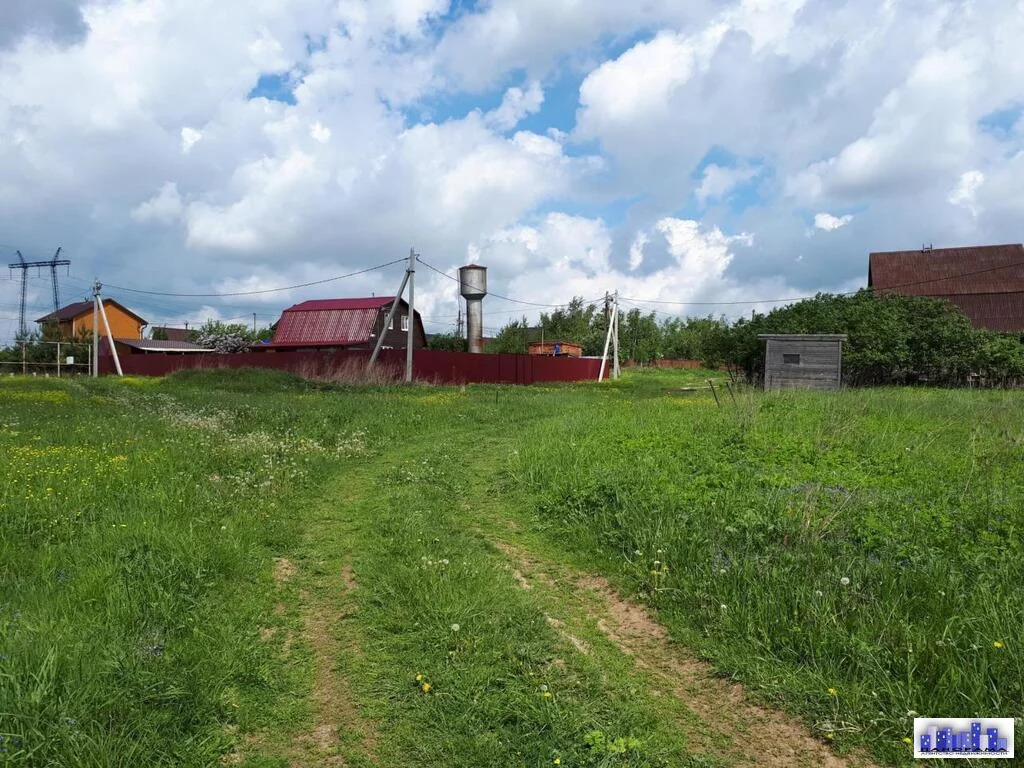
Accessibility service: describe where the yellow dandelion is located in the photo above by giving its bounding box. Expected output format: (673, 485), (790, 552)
(553, 759), (561, 765)
(421, 682), (431, 693)
(415, 673), (424, 682)
(993, 640), (1005, 649)
(902, 737), (913, 745)
(827, 688), (838, 697)
(826, 732), (835, 740)
(542, 691), (553, 699)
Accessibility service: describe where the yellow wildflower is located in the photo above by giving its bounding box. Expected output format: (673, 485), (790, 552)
(542, 691), (553, 699)
(553, 759), (561, 765)
(994, 640), (1005, 649)
(902, 737), (913, 745)
(415, 673), (423, 682)
(421, 682), (431, 693)
(827, 688), (838, 697)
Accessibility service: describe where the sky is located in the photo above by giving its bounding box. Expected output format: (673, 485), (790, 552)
(1, 0), (1022, 343)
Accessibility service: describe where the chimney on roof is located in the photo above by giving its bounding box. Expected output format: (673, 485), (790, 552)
(922, 243), (933, 252)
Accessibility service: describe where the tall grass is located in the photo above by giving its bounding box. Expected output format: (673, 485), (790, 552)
(0, 374), (352, 765)
(509, 385), (1024, 763)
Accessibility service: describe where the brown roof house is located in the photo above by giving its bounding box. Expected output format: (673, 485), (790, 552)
(868, 244), (1024, 332)
(263, 297), (426, 350)
(150, 326), (193, 342)
(36, 299), (147, 340)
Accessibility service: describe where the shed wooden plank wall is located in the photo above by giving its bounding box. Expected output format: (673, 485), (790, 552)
(764, 338), (842, 390)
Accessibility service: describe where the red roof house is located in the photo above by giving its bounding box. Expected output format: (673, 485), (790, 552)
(265, 297), (426, 350)
(868, 244), (1024, 332)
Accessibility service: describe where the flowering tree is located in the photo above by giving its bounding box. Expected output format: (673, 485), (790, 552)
(194, 321), (271, 354)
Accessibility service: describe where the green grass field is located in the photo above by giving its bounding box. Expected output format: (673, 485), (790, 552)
(1, 369), (1020, 767)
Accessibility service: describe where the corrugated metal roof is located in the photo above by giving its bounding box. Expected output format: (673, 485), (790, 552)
(284, 297), (395, 312)
(868, 244), (1024, 332)
(868, 244), (1024, 295)
(270, 297), (403, 346)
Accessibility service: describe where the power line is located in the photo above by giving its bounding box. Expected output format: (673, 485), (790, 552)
(619, 258), (1024, 308)
(99, 258), (406, 298)
(416, 256), (606, 309)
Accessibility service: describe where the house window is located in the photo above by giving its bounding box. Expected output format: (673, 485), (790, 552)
(782, 353), (801, 365)
(400, 314), (409, 331)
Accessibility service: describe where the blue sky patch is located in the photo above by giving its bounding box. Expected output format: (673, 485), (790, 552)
(248, 73), (297, 105)
(978, 104), (1021, 140)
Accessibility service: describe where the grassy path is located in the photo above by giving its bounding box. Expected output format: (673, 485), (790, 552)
(244, 425), (874, 768)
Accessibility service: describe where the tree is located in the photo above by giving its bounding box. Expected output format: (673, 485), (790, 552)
(194, 320), (267, 353)
(427, 333), (467, 352)
(488, 318), (531, 354)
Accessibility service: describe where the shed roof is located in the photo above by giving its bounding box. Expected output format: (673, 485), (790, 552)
(115, 338), (211, 352)
(36, 298), (148, 325)
(868, 244), (1024, 296)
(757, 334), (847, 341)
(270, 296), (405, 347)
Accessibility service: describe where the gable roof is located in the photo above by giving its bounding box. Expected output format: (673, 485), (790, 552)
(283, 297), (395, 312)
(868, 244), (1024, 332)
(36, 298), (148, 325)
(868, 244), (1024, 296)
(270, 296), (407, 347)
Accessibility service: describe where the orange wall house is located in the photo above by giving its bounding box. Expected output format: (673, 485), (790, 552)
(36, 299), (147, 340)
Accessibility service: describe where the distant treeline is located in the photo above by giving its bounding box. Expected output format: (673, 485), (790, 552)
(452, 292), (1024, 387)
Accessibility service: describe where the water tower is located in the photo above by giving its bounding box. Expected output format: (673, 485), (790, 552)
(458, 264), (487, 353)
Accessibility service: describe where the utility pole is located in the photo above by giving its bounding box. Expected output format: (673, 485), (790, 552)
(612, 291), (620, 379)
(93, 279), (123, 377)
(598, 291), (618, 382)
(368, 248), (415, 377)
(92, 280), (99, 377)
(252, 313), (257, 334)
(405, 247), (415, 384)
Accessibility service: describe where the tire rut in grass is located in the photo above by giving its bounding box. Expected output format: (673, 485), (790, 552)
(491, 540), (878, 768)
(287, 560), (378, 767)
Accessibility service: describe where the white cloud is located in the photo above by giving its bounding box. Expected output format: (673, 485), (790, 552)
(696, 163), (759, 204)
(578, 26), (727, 129)
(131, 182), (183, 224)
(310, 120), (331, 143)
(813, 212), (853, 231)
(628, 232), (648, 271)
(948, 170), (985, 217)
(485, 81), (544, 131)
(2, 0), (1023, 343)
(181, 127), (202, 153)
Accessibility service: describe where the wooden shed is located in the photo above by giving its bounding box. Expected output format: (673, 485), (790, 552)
(528, 340), (582, 358)
(758, 334), (847, 391)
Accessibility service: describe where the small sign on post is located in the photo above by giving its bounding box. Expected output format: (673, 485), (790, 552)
(66, 356), (75, 365)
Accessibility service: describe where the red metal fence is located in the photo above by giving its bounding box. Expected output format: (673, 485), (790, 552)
(98, 348), (603, 385)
